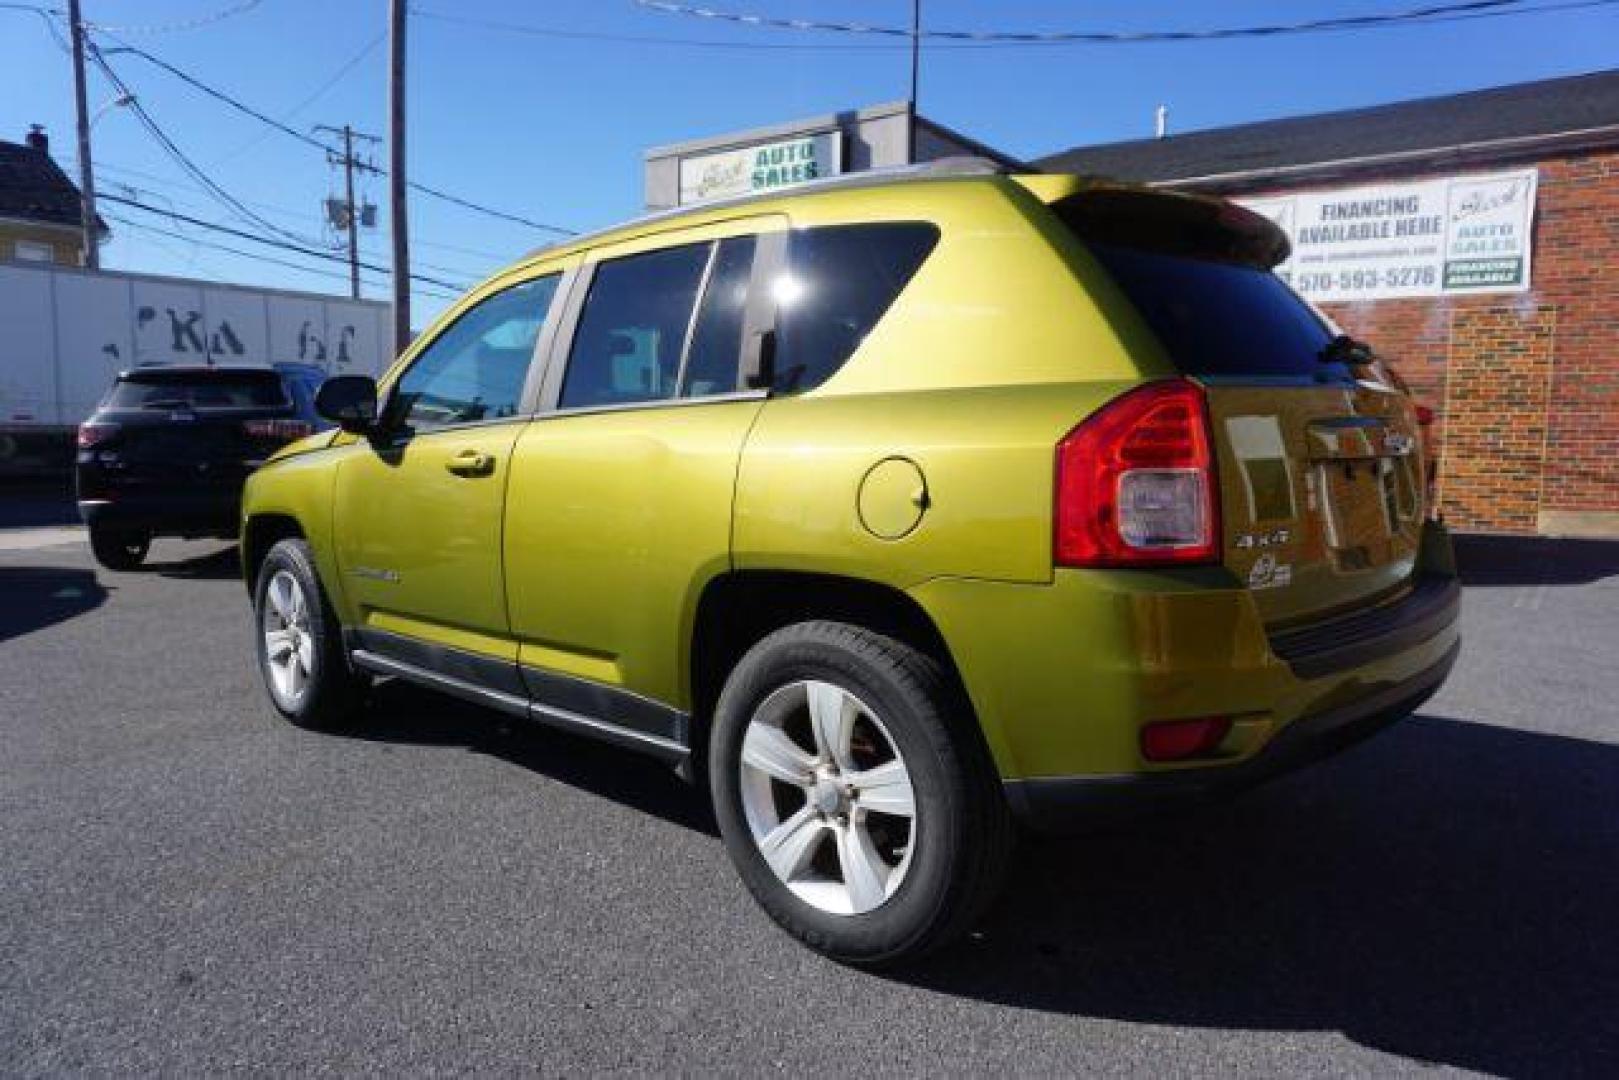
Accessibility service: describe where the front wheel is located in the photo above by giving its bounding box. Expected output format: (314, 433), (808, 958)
(88, 523), (149, 571)
(709, 621), (1012, 966)
(253, 538), (366, 730)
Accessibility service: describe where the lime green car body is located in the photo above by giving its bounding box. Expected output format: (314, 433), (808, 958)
(241, 167), (1459, 825)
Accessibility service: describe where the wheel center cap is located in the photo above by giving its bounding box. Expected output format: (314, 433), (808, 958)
(811, 780), (843, 815)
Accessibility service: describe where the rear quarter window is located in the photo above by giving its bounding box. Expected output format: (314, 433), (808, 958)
(773, 222), (939, 394)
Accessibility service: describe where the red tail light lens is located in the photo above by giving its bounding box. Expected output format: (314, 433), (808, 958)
(77, 422), (116, 449)
(1414, 404), (1436, 427)
(1141, 717), (1232, 762)
(242, 419), (315, 441)
(1055, 380), (1219, 567)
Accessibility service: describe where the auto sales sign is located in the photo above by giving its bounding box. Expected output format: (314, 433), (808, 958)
(677, 133), (843, 205)
(1239, 168), (1537, 302)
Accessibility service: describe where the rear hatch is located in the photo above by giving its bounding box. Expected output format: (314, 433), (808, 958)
(1056, 188), (1426, 628)
(91, 368), (307, 490)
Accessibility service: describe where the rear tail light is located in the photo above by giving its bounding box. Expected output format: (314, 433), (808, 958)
(1055, 379), (1219, 567)
(1414, 404), (1436, 427)
(1141, 717), (1232, 762)
(242, 419), (315, 441)
(77, 422), (116, 449)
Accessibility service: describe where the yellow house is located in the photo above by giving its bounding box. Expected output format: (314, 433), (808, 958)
(0, 126), (106, 266)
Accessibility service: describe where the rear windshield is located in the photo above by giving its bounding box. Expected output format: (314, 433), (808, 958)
(1054, 188), (1344, 379)
(1087, 243), (1345, 379)
(106, 371), (289, 410)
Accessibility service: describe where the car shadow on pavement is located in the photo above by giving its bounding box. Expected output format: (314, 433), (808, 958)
(0, 566), (108, 642)
(898, 713), (1619, 1076)
(1455, 533), (1619, 587)
(342, 680), (719, 835)
(149, 544), (242, 581)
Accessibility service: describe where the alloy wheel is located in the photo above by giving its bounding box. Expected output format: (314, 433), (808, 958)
(738, 679), (917, 916)
(261, 569), (315, 708)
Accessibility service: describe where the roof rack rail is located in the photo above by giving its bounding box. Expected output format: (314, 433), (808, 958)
(520, 156), (1025, 263)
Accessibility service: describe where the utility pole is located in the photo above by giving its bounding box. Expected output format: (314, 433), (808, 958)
(315, 124), (381, 300)
(68, 0), (100, 268)
(907, 0), (921, 164)
(387, 0), (411, 352)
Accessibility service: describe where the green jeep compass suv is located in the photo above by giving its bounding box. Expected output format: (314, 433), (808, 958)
(240, 162), (1461, 964)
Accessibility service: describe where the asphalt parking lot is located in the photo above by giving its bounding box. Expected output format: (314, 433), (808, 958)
(1, 520), (1615, 1074)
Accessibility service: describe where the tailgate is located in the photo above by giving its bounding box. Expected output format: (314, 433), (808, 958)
(1048, 184), (1429, 628)
(1206, 380), (1425, 627)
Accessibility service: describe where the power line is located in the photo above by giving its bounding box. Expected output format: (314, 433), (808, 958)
(632, 0), (1619, 44)
(86, 40), (336, 250)
(100, 35), (578, 235)
(104, 211), (455, 298)
(410, 5), (916, 51)
(210, 31), (385, 166)
(96, 159), (512, 267)
(83, 0), (264, 35)
(99, 192), (472, 293)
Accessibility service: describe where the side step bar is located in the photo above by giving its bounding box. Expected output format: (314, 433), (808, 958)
(349, 648), (690, 767)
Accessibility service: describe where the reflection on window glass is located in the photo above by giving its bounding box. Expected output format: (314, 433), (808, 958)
(682, 235), (757, 397)
(106, 372), (288, 410)
(561, 244), (711, 409)
(774, 223), (939, 394)
(391, 274), (558, 431)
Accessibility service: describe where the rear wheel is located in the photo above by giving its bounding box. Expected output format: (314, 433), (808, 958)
(88, 523), (149, 571)
(709, 621), (1012, 966)
(254, 538), (366, 730)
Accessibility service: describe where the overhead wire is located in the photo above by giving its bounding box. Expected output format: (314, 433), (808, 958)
(99, 35), (577, 235)
(630, 0), (1618, 43)
(99, 192), (472, 294)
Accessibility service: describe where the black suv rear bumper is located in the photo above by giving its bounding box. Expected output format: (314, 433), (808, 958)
(1004, 635), (1460, 832)
(78, 493), (239, 539)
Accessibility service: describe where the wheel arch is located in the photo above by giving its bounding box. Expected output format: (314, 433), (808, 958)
(241, 513), (306, 593)
(686, 569), (1000, 780)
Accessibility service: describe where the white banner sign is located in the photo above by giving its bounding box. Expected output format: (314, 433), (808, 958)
(1239, 168), (1537, 302)
(678, 132), (842, 205)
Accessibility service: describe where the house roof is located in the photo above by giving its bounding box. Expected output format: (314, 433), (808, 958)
(0, 138), (93, 230)
(1034, 68), (1619, 188)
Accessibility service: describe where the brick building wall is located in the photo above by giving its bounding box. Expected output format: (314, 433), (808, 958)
(1245, 148), (1619, 536)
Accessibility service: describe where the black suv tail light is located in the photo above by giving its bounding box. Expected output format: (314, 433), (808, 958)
(77, 422), (117, 449)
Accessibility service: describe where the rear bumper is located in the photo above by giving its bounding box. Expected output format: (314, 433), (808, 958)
(77, 493), (239, 538)
(909, 521), (1463, 825)
(1003, 636), (1459, 831)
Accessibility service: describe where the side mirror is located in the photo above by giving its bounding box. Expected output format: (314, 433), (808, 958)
(315, 375), (378, 434)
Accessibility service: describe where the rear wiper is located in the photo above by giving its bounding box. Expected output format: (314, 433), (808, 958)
(1320, 334), (1374, 365)
(141, 398), (193, 410)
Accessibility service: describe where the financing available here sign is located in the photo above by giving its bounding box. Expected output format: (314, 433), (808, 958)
(1239, 168), (1538, 302)
(678, 132), (843, 205)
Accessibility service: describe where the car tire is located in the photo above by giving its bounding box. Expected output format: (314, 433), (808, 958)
(88, 523), (150, 571)
(253, 538), (367, 731)
(709, 620), (1012, 966)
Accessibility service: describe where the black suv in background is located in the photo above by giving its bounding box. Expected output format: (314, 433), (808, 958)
(77, 365), (324, 570)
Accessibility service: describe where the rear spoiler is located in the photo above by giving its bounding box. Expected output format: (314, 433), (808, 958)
(1015, 176), (1290, 269)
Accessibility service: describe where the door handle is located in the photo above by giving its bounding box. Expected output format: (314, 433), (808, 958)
(444, 449), (496, 477)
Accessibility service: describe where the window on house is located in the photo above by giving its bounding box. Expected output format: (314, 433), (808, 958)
(13, 240), (53, 262)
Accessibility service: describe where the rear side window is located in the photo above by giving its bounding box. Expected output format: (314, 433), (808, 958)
(1086, 243), (1342, 380)
(105, 371), (288, 410)
(561, 244), (711, 409)
(773, 223), (939, 394)
(681, 236), (757, 397)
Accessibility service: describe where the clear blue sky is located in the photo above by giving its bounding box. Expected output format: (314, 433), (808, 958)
(3, 0), (1615, 323)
